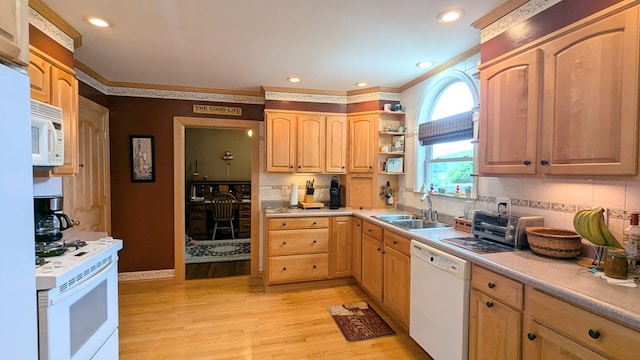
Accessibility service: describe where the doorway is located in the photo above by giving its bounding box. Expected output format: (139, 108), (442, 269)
(184, 128), (252, 279)
(173, 117), (260, 284)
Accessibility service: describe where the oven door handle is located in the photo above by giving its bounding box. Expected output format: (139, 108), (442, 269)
(49, 260), (116, 306)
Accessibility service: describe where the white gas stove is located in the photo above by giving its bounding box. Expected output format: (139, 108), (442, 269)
(36, 236), (123, 360)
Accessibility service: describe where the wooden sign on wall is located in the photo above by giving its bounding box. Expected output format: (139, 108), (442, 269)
(193, 105), (242, 116)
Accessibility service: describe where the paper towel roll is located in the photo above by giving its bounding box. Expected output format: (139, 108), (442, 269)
(289, 183), (298, 207)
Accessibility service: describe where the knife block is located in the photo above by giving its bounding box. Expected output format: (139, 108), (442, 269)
(304, 195), (315, 203)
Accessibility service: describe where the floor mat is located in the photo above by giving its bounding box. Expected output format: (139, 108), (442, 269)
(327, 302), (396, 342)
(185, 238), (250, 264)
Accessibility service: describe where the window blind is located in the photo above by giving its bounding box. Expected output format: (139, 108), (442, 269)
(418, 110), (474, 146)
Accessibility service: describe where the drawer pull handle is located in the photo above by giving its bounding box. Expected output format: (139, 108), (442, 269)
(282, 223), (287, 226)
(393, 240), (398, 244)
(486, 301), (494, 308)
(313, 240), (317, 244)
(313, 221), (317, 225)
(313, 265), (317, 269)
(282, 267), (287, 271)
(540, 160), (549, 166)
(282, 241), (287, 245)
(523, 160), (531, 166)
(377, 248), (381, 251)
(588, 329), (600, 339)
(527, 333), (536, 341)
(488, 282), (496, 289)
(368, 229), (372, 232)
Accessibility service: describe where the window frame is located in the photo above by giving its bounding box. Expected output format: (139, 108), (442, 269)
(415, 70), (479, 196)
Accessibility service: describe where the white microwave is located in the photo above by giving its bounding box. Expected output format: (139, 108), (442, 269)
(31, 99), (64, 167)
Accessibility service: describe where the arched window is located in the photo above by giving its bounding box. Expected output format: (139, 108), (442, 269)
(418, 72), (477, 197)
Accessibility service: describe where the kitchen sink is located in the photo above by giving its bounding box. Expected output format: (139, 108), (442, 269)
(371, 214), (419, 221)
(371, 214), (451, 231)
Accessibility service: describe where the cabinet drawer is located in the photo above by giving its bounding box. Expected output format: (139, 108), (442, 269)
(362, 221), (382, 241)
(526, 287), (640, 359)
(190, 204), (207, 212)
(383, 230), (410, 256)
(190, 211), (206, 219)
(238, 210), (251, 218)
(268, 254), (329, 283)
(238, 218), (251, 232)
(268, 217), (329, 230)
(269, 229), (329, 255)
(238, 203), (251, 211)
(472, 266), (523, 310)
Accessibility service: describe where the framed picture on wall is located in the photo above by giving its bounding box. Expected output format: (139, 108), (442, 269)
(386, 157), (403, 173)
(130, 135), (155, 182)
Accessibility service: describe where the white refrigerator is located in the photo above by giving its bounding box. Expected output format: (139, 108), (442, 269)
(0, 62), (38, 359)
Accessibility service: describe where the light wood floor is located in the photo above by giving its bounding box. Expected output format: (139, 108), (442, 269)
(119, 276), (431, 359)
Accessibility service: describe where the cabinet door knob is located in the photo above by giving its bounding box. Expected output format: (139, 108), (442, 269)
(298, 165), (301, 169)
(282, 223), (287, 226)
(282, 241), (287, 245)
(540, 160), (549, 166)
(312, 221), (317, 225)
(342, 166), (345, 169)
(486, 301), (494, 308)
(488, 282), (496, 289)
(393, 240), (398, 244)
(289, 165), (293, 169)
(369, 165), (373, 169)
(282, 267), (287, 271)
(588, 329), (601, 339)
(377, 248), (381, 251)
(313, 265), (317, 269)
(313, 240), (317, 244)
(523, 160), (531, 166)
(527, 333), (536, 341)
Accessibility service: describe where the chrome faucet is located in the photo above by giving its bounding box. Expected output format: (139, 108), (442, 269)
(418, 193), (436, 221)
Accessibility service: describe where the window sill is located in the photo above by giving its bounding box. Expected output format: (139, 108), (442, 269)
(414, 191), (476, 201)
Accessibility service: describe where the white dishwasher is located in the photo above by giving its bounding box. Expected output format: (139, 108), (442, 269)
(410, 240), (470, 360)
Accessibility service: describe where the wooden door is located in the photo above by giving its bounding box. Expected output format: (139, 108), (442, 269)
(297, 114), (325, 173)
(51, 66), (79, 176)
(266, 112), (296, 172)
(0, 0), (27, 65)
(351, 217), (362, 282)
(540, 7), (639, 175)
(479, 49), (541, 175)
(523, 321), (607, 360)
(346, 175), (373, 209)
(326, 115), (347, 173)
(330, 216), (351, 278)
(469, 289), (522, 360)
(27, 51), (51, 102)
(349, 115), (375, 173)
(63, 97), (111, 233)
(361, 234), (383, 301)
(383, 246), (410, 327)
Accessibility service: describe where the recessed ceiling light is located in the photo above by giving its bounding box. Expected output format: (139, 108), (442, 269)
(355, 82), (368, 87)
(287, 77), (301, 83)
(87, 17), (111, 27)
(437, 8), (464, 23)
(416, 61), (434, 69)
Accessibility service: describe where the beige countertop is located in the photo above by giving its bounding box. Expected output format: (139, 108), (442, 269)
(263, 207), (640, 330)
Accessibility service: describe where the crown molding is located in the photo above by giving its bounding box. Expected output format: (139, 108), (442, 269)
(480, 0), (562, 43)
(400, 45), (480, 92)
(471, 0), (529, 29)
(29, 0), (81, 48)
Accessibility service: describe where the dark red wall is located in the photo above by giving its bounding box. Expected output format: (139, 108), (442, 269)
(79, 91), (263, 272)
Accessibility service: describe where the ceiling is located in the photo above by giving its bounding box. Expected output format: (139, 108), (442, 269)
(41, 0), (505, 93)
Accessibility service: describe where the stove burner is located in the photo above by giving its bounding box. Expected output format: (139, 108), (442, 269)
(36, 256), (47, 266)
(35, 240), (88, 260)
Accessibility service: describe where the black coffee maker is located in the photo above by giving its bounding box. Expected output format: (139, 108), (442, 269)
(329, 176), (341, 210)
(34, 196), (73, 242)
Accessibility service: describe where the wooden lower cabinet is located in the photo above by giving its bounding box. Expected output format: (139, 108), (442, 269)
(469, 266), (523, 360)
(382, 246), (410, 327)
(361, 233), (383, 301)
(266, 217), (329, 284)
(469, 289), (522, 360)
(523, 286), (640, 360)
(351, 217), (362, 282)
(330, 216), (351, 278)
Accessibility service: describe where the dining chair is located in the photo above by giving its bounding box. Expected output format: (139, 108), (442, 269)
(208, 192), (237, 240)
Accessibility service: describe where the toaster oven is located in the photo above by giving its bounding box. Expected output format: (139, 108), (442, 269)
(471, 210), (544, 249)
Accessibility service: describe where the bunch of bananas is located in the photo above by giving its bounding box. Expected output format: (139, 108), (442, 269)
(573, 207), (622, 248)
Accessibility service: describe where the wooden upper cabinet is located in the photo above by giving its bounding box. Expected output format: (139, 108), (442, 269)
(297, 114), (325, 173)
(479, 49), (541, 175)
(51, 67), (79, 175)
(349, 115), (376, 173)
(325, 115), (347, 173)
(0, 0), (28, 65)
(28, 48), (79, 176)
(539, 6), (639, 175)
(266, 112), (297, 172)
(28, 52), (52, 102)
